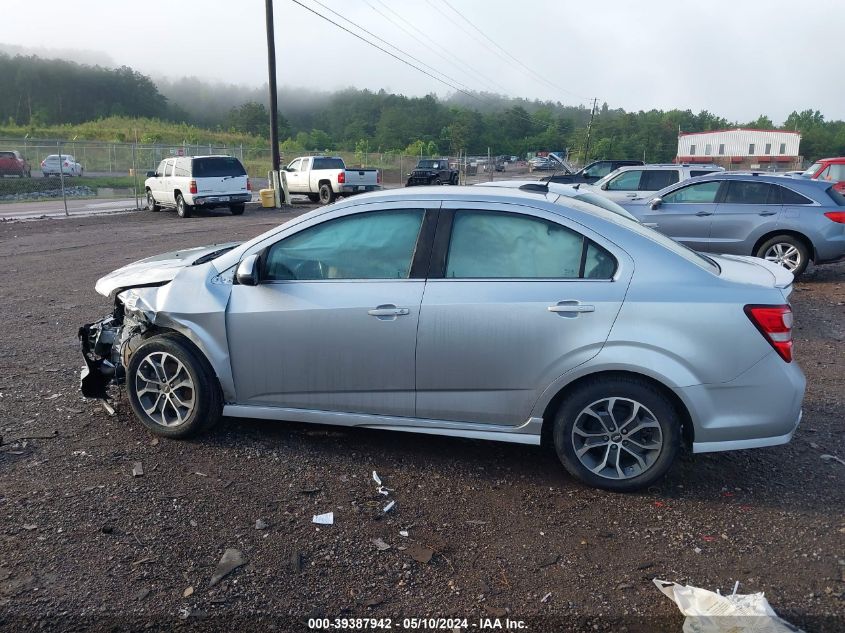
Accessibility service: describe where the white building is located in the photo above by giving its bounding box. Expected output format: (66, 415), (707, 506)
(677, 129), (801, 170)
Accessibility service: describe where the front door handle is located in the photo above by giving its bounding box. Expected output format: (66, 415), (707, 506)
(548, 301), (595, 317)
(695, 211), (713, 217)
(368, 305), (410, 319)
(758, 211), (777, 216)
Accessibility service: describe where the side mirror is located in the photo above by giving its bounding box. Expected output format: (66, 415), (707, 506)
(650, 197), (663, 210)
(235, 254), (259, 286)
(600, 183), (609, 191)
(146, 171), (156, 178)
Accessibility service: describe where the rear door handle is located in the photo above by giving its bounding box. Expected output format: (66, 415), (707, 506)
(695, 211), (713, 217)
(548, 301), (595, 317)
(758, 211), (777, 216)
(368, 305), (410, 319)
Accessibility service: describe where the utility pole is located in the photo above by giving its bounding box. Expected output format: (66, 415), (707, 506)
(582, 97), (598, 166)
(265, 0), (283, 206)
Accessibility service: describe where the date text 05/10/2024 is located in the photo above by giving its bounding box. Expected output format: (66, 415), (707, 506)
(307, 617), (528, 630)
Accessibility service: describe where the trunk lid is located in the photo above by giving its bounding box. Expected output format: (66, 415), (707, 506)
(195, 174), (249, 196)
(709, 253), (794, 296)
(94, 242), (240, 297)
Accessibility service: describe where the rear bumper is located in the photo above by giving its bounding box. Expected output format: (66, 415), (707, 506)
(339, 185), (381, 194)
(676, 351), (805, 453)
(192, 193), (251, 206)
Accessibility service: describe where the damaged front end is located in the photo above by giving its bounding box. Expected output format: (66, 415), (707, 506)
(78, 289), (157, 399)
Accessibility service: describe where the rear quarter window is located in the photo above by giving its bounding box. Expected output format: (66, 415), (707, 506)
(827, 187), (845, 206)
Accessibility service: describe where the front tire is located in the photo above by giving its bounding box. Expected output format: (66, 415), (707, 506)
(432, 178), (442, 186)
(756, 235), (809, 277)
(450, 173), (459, 185)
(126, 334), (222, 439)
(307, 193), (320, 203)
(552, 376), (681, 492)
(176, 193), (192, 218)
(146, 190), (161, 212)
(318, 183), (335, 205)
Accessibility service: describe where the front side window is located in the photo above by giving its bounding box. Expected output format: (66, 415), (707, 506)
(583, 162), (613, 179)
(287, 159), (302, 171)
(723, 181), (772, 204)
(156, 160), (167, 175)
(662, 180), (721, 203)
(445, 210), (616, 279)
(263, 209), (424, 281)
(606, 170), (642, 191)
(641, 170), (680, 191)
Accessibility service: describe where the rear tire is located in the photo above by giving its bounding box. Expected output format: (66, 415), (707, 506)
(755, 235), (809, 277)
(552, 376), (681, 492)
(318, 183), (335, 205)
(126, 334), (222, 439)
(176, 193), (192, 218)
(146, 190), (161, 212)
(230, 203), (245, 215)
(307, 193), (320, 203)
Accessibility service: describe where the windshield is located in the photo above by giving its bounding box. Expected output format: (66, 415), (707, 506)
(802, 162), (823, 178)
(417, 160), (444, 169)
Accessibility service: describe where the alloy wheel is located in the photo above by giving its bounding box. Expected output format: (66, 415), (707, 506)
(134, 351), (196, 427)
(764, 243), (801, 272)
(571, 397), (663, 480)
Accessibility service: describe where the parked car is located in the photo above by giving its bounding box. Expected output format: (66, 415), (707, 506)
(528, 156), (557, 171)
(587, 163), (724, 202)
(0, 150), (31, 177)
(41, 154), (83, 177)
(80, 186), (804, 492)
(541, 159), (644, 185)
(406, 158), (459, 186)
(621, 172), (845, 276)
(144, 155), (251, 218)
(475, 179), (639, 221)
(800, 157), (845, 193)
(285, 156), (381, 204)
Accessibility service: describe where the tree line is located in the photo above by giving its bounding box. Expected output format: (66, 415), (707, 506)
(2, 53), (844, 162)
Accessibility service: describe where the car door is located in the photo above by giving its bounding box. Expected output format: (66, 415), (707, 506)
(284, 158), (303, 192)
(226, 204), (436, 417)
(160, 160), (176, 204)
(636, 180), (723, 251)
(709, 180), (781, 255)
(151, 160), (167, 200)
(415, 202), (631, 426)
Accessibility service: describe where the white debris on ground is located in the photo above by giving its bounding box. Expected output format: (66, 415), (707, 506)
(654, 579), (804, 633)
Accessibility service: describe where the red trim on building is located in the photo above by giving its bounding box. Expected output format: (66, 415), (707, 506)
(678, 128), (801, 137)
(730, 157), (744, 163)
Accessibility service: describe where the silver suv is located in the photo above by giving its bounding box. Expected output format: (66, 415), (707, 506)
(589, 163), (724, 202)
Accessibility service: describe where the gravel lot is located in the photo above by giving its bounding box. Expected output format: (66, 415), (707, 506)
(0, 204), (843, 632)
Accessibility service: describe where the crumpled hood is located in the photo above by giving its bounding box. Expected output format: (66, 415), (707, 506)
(95, 242), (240, 297)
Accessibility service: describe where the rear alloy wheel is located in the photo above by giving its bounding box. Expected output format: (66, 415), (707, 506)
(553, 377), (681, 491)
(176, 193), (192, 218)
(318, 183), (335, 205)
(230, 203), (245, 215)
(146, 190), (161, 212)
(756, 235), (809, 277)
(126, 334), (222, 438)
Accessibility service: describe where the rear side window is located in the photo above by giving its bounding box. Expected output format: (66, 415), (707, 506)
(640, 170), (679, 191)
(723, 181), (772, 204)
(777, 186), (813, 205)
(445, 210), (616, 279)
(312, 158), (345, 170)
(164, 162), (174, 177)
(173, 160), (190, 178)
(191, 157), (246, 178)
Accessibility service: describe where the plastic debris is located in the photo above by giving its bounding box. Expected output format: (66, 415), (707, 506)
(372, 537), (391, 551)
(383, 500), (395, 513)
(312, 512), (334, 525)
(255, 519), (268, 530)
(183, 586), (194, 598)
(399, 530), (409, 537)
(132, 462), (144, 477)
(820, 454), (845, 466)
(654, 579), (803, 633)
(209, 549), (247, 587)
(541, 592), (552, 603)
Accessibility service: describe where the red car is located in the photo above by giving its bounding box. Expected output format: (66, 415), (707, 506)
(0, 150), (32, 178)
(802, 157), (845, 193)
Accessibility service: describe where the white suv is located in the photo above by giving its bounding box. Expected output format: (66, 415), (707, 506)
(144, 155), (251, 218)
(588, 163), (724, 202)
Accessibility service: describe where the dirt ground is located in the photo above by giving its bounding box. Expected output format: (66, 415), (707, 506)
(0, 205), (842, 633)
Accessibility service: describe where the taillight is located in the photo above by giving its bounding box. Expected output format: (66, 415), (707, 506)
(247, 179), (252, 191)
(189, 180), (197, 194)
(744, 304), (793, 362)
(40, 161), (45, 167)
(337, 172), (345, 184)
(377, 171), (381, 184)
(824, 211), (845, 224)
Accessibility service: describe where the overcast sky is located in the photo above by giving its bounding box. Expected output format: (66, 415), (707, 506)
(1, 0), (842, 123)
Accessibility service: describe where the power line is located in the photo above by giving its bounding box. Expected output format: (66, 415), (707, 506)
(365, 0), (511, 96)
(437, 0), (592, 103)
(308, 0), (479, 97)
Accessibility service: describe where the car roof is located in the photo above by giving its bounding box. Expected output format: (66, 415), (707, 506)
(657, 170), (838, 200)
(812, 157), (845, 164)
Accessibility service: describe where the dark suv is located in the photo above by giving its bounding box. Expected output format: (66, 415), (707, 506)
(406, 159), (459, 186)
(542, 159), (644, 185)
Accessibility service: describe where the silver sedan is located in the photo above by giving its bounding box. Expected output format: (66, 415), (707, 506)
(80, 186), (805, 491)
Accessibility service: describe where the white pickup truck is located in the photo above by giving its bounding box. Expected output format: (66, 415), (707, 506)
(283, 156), (381, 204)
